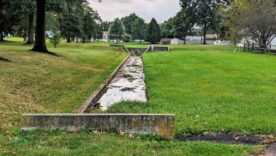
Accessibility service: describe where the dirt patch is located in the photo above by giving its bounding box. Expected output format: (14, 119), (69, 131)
(176, 133), (263, 145)
(257, 143), (276, 156)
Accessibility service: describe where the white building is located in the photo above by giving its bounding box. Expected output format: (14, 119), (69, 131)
(171, 38), (184, 44)
(101, 31), (109, 42)
(160, 38), (184, 45)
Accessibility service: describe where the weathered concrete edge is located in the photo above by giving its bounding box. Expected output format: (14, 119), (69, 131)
(21, 113), (176, 139)
(78, 49), (130, 113)
(22, 113), (175, 116)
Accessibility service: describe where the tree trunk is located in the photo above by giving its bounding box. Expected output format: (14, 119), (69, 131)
(203, 24), (207, 45)
(0, 33), (3, 42)
(26, 14), (34, 44)
(67, 37), (71, 43)
(82, 37), (85, 43)
(32, 0), (48, 52)
(183, 37), (186, 44)
(260, 35), (267, 49)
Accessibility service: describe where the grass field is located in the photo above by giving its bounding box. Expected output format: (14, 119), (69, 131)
(110, 45), (276, 135)
(0, 39), (267, 155)
(0, 130), (259, 156)
(0, 38), (128, 130)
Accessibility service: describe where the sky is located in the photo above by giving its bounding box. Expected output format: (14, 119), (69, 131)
(88, 0), (181, 23)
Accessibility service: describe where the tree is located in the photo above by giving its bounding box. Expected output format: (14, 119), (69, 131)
(19, 0), (36, 44)
(97, 21), (111, 39)
(109, 18), (124, 42)
(194, 0), (220, 44)
(60, 0), (85, 43)
(225, 0), (276, 48)
(49, 31), (61, 48)
(60, 12), (83, 43)
(145, 18), (161, 44)
(132, 18), (146, 40)
(32, 0), (48, 52)
(0, 0), (19, 42)
(175, 0), (197, 43)
(161, 17), (176, 38)
(121, 13), (147, 41)
(82, 6), (101, 43)
(121, 13), (139, 35)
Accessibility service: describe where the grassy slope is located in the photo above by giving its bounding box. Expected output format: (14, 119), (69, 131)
(110, 45), (276, 135)
(0, 41), (262, 155)
(0, 38), (128, 130)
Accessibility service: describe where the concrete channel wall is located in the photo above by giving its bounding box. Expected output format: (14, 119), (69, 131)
(22, 114), (176, 139)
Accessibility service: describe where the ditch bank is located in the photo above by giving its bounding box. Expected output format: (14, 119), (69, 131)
(84, 45), (169, 111)
(21, 45), (176, 139)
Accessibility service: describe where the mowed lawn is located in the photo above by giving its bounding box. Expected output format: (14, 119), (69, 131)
(110, 45), (276, 135)
(0, 41), (264, 155)
(0, 38), (128, 130)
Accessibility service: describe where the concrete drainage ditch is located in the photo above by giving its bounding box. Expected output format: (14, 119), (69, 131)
(21, 45), (175, 139)
(20, 45), (275, 155)
(96, 55), (147, 111)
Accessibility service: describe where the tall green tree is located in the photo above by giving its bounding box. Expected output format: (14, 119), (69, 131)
(161, 17), (176, 38)
(145, 18), (161, 44)
(121, 13), (146, 40)
(19, 0), (36, 44)
(60, 0), (85, 43)
(132, 18), (147, 40)
(0, 0), (19, 42)
(121, 13), (139, 35)
(194, 0), (220, 44)
(109, 18), (124, 42)
(174, 11), (194, 43)
(82, 6), (101, 43)
(174, 0), (197, 43)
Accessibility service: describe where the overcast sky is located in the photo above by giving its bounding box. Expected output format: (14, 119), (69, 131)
(88, 0), (181, 23)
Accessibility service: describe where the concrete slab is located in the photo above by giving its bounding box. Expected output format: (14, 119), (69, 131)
(97, 56), (147, 111)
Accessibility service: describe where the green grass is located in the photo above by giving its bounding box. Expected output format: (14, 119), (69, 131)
(0, 131), (261, 156)
(0, 38), (128, 130)
(109, 45), (276, 135)
(0, 40), (266, 155)
(124, 42), (150, 48)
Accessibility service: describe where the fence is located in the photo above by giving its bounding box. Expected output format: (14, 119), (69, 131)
(243, 43), (276, 53)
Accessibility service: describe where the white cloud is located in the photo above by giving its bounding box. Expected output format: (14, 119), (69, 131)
(88, 0), (181, 23)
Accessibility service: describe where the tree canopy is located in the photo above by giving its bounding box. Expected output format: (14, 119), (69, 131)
(146, 18), (161, 44)
(225, 0), (276, 47)
(109, 18), (124, 42)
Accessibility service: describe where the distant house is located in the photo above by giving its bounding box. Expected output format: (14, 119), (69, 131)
(206, 34), (219, 40)
(160, 38), (171, 45)
(160, 38), (184, 45)
(186, 34), (219, 44)
(171, 38), (184, 44)
(102, 31), (109, 41)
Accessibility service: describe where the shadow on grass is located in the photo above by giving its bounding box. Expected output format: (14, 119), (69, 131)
(0, 57), (11, 62)
(30, 50), (60, 57)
